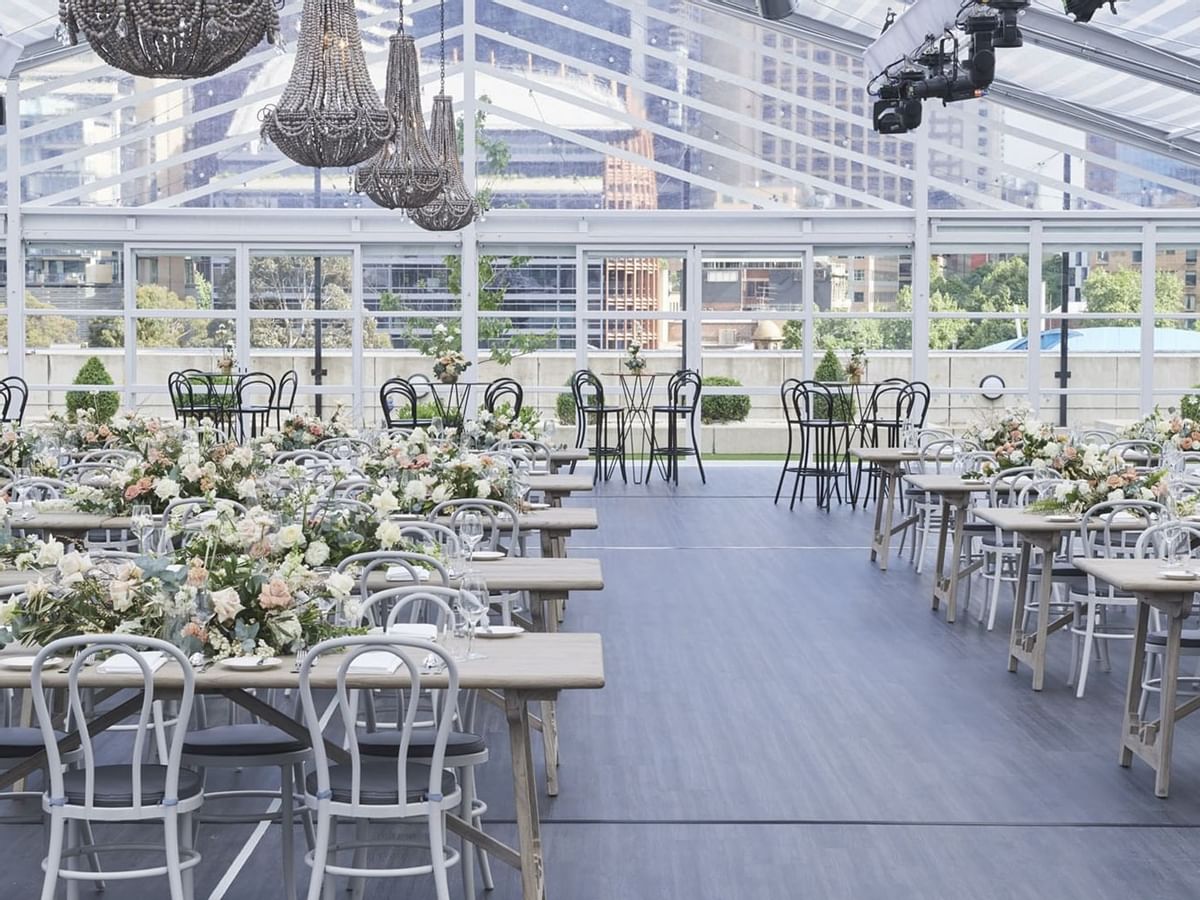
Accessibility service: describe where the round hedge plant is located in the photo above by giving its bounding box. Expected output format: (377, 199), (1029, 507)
(65, 356), (119, 423)
(700, 376), (751, 424)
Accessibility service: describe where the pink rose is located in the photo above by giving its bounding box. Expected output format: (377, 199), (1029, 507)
(258, 577), (293, 610)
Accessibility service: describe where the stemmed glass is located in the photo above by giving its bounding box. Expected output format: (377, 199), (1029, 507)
(131, 503), (154, 554)
(13, 468), (33, 520)
(459, 574), (490, 660)
(459, 512), (483, 566)
(513, 459), (531, 507)
(431, 416), (444, 440)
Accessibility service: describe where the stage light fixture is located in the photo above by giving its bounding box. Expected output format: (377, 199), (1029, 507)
(1064, 0), (1117, 23)
(757, 0), (798, 20)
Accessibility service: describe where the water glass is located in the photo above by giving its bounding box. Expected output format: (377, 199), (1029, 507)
(431, 416), (444, 439)
(459, 512), (484, 564)
(131, 503), (153, 553)
(460, 574), (490, 660)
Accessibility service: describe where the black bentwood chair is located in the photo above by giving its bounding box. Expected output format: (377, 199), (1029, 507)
(570, 369), (626, 484)
(648, 369), (705, 485)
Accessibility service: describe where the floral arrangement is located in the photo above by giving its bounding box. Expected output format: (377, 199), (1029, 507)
(963, 408), (1062, 473)
(846, 346), (867, 382)
(363, 441), (514, 515)
(623, 342), (647, 373)
(462, 405), (545, 447)
(417, 322), (470, 384)
(258, 407), (352, 453)
(1030, 451), (1168, 514)
(1121, 411), (1200, 450)
(45, 410), (180, 461)
(0, 427), (60, 477)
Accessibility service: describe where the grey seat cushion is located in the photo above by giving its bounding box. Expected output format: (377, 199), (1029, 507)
(61, 765), (203, 808)
(183, 724), (307, 758)
(1029, 563), (1084, 578)
(0, 727), (64, 758)
(357, 728), (486, 760)
(305, 762), (457, 805)
(1146, 630), (1200, 649)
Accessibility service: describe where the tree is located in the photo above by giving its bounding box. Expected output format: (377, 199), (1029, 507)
(1081, 267), (1183, 326)
(22, 294), (81, 348)
(91, 283), (220, 349)
(66, 356), (119, 423)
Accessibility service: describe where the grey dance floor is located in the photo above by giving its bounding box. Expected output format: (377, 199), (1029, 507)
(4, 465), (1200, 899)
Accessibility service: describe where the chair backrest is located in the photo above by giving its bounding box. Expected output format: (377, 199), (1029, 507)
(865, 380), (912, 425)
(1135, 520), (1200, 561)
(391, 521), (464, 561)
(315, 437), (372, 459)
(162, 497), (249, 537)
(429, 498), (521, 554)
(236, 371), (276, 410)
(1078, 499), (1165, 564)
(780, 378), (802, 427)
(484, 377), (524, 415)
(298, 636), (458, 812)
(1108, 439), (1161, 467)
(0, 377), (28, 425)
(790, 380), (837, 423)
(917, 428), (955, 449)
(916, 438), (972, 475)
(380, 377), (419, 429)
(59, 462), (120, 486)
(665, 369), (702, 414)
(1078, 428), (1117, 447)
(9, 476), (69, 500)
(906, 381), (932, 428)
(359, 586), (460, 631)
(570, 369), (605, 410)
(960, 450), (998, 477)
(989, 466), (1058, 508)
(336, 550), (451, 623)
(79, 448), (141, 465)
(493, 438), (552, 473)
(325, 477), (374, 499)
(274, 449), (337, 469)
(275, 370), (299, 412)
(32, 634), (194, 814)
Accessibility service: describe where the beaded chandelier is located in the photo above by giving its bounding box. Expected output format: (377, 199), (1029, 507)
(353, 15), (443, 210)
(259, 0), (392, 169)
(59, 0), (279, 79)
(410, 0), (478, 231)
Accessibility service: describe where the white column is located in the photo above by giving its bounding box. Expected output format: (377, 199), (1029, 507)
(351, 244), (364, 425)
(685, 245), (701, 373)
(802, 243), (814, 377)
(5, 76), (23, 379)
(460, 0), (479, 381)
(1027, 221), (1043, 413)
(1141, 223), (1156, 415)
(910, 126), (930, 383)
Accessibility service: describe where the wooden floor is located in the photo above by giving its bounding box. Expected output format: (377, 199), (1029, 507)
(6, 465), (1200, 899)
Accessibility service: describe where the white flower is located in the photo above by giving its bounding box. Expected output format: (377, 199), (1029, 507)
(260, 441), (277, 456)
(304, 539), (330, 567)
(0, 597), (18, 627)
(236, 478), (258, 500)
(58, 551), (94, 585)
(371, 490), (399, 516)
(109, 579), (134, 612)
(182, 463), (203, 482)
(276, 524), (305, 549)
(326, 571), (355, 598)
(211, 587), (243, 623)
(475, 479), (492, 498)
(236, 516), (263, 546)
(154, 478), (180, 501)
(233, 447), (254, 467)
(403, 479), (428, 504)
(430, 483), (450, 503)
(1054, 482), (1073, 502)
(36, 539), (65, 567)
(1140, 487), (1156, 500)
(376, 520), (402, 549)
(1107, 489), (1125, 502)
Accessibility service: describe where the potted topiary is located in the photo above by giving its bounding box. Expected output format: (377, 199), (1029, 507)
(814, 349), (854, 421)
(65, 356), (120, 423)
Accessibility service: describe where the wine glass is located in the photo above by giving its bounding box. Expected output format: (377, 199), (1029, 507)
(431, 416), (444, 440)
(131, 503), (153, 553)
(513, 459), (531, 506)
(459, 512), (483, 565)
(459, 574), (490, 660)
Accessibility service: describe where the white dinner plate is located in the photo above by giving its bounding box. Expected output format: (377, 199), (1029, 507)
(470, 550), (506, 561)
(1160, 570), (1198, 581)
(476, 625), (524, 639)
(1045, 515), (1078, 523)
(525, 502), (550, 510)
(219, 656), (283, 671)
(0, 655), (63, 670)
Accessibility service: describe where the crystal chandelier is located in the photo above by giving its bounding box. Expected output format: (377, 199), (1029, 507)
(353, 7), (443, 210)
(59, 0), (279, 79)
(411, 0), (478, 231)
(259, 0), (392, 169)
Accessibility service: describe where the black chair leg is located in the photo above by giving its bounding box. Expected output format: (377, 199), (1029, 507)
(691, 413), (706, 485)
(775, 427), (794, 504)
(616, 411), (628, 483)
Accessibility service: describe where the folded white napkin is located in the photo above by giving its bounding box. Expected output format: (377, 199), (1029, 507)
(385, 566), (431, 582)
(98, 651), (168, 675)
(383, 623), (438, 640)
(348, 651), (405, 675)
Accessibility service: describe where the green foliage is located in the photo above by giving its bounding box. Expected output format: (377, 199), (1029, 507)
(700, 376), (750, 424)
(813, 350), (853, 421)
(66, 356), (119, 423)
(1181, 389), (1200, 422)
(557, 379), (576, 425)
(91, 284), (223, 349)
(1081, 268), (1183, 326)
(23, 294), (80, 348)
(249, 256), (391, 349)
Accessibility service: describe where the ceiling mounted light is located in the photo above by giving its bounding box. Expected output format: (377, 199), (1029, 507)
(757, 0), (799, 20)
(410, 0), (478, 232)
(260, 0), (391, 169)
(60, 0), (278, 79)
(354, 4), (443, 210)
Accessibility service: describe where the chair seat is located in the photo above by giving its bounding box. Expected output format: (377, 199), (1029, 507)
(183, 723), (307, 758)
(1147, 630), (1200, 649)
(580, 405), (622, 415)
(61, 765), (203, 809)
(0, 726), (64, 758)
(652, 405), (692, 414)
(1029, 563), (1085, 579)
(305, 762), (457, 805)
(977, 533), (1018, 549)
(357, 728), (486, 760)
(961, 522), (992, 533)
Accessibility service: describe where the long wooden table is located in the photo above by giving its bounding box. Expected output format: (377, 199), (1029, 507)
(851, 447), (924, 571)
(14, 507), (600, 560)
(0, 632), (604, 900)
(1071, 558), (1199, 798)
(902, 474), (993, 623)
(526, 472), (593, 507)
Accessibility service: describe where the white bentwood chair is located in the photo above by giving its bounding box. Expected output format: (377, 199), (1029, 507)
(31, 635), (204, 900)
(1133, 521), (1200, 718)
(298, 635), (463, 900)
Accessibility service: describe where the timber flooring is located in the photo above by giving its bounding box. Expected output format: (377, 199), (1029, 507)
(3, 464), (1200, 899)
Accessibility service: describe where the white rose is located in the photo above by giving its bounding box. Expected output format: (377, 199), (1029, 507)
(154, 478), (180, 500)
(430, 483), (450, 503)
(182, 463), (203, 482)
(304, 539), (330, 567)
(371, 490), (399, 516)
(475, 479), (492, 498)
(233, 447), (254, 467)
(276, 524), (305, 549)
(260, 441), (277, 456)
(58, 551), (93, 584)
(1054, 482), (1073, 502)
(376, 520), (402, 549)
(236, 516), (263, 546)
(326, 571), (355, 598)
(36, 539), (65, 567)
(109, 579), (133, 612)
(403, 479), (428, 504)
(1107, 489), (1125, 502)
(236, 478), (258, 500)
(211, 587), (243, 623)
(0, 598), (18, 627)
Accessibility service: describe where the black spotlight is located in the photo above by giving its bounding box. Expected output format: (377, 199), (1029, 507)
(757, 0), (798, 20)
(873, 69), (924, 134)
(986, 0), (1029, 48)
(1064, 0), (1117, 22)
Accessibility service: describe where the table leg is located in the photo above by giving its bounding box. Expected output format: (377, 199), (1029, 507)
(1029, 553), (1056, 692)
(528, 592), (562, 797)
(873, 466), (899, 570)
(1120, 599), (1151, 769)
(931, 498), (953, 618)
(506, 692), (546, 900)
(1007, 542), (1032, 673)
(1155, 610), (1184, 798)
